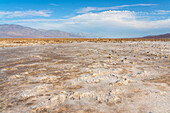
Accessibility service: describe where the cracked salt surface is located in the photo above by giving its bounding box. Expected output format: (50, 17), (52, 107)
(0, 41), (169, 113)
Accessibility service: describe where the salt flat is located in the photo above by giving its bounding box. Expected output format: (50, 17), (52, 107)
(0, 41), (169, 113)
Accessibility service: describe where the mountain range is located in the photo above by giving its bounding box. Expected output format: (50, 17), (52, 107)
(0, 24), (169, 39)
(0, 24), (102, 38)
(141, 33), (170, 39)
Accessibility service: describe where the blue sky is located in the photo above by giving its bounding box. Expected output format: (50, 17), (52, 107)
(0, 0), (170, 38)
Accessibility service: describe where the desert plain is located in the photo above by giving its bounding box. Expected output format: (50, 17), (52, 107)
(0, 38), (170, 113)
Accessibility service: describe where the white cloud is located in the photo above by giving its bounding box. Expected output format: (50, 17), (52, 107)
(41, 10), (170, 29)
(0, 10), (51, 18)
(77, 4), (156, 13)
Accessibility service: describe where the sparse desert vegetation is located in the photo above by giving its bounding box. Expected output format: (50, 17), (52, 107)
(0, 39), (170, 113)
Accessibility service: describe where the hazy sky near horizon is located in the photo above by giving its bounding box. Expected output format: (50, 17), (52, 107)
(0, 0), (170, 38)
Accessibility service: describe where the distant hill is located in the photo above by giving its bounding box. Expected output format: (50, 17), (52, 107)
(141, 33), (170, 39)
(0, 24), (102, 38)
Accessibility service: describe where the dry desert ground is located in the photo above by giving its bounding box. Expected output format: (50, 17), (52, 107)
(0, 39), (170, 113)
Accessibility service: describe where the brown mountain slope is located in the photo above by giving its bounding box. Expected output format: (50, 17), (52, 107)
(141, 33), (170, 39)
(0, 24), (102, 38)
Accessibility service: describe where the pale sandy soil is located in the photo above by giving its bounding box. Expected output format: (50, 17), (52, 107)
(0, 41), (169, 113)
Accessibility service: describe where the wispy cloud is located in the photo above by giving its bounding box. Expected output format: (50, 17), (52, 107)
(0, 10), (51, 18)
(5, 19), (64, 23)
(56, 10), (170, 30)
(77, 4), (156, 13)
(49, 3), (59, 6)
(154, 10), (170, 14)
